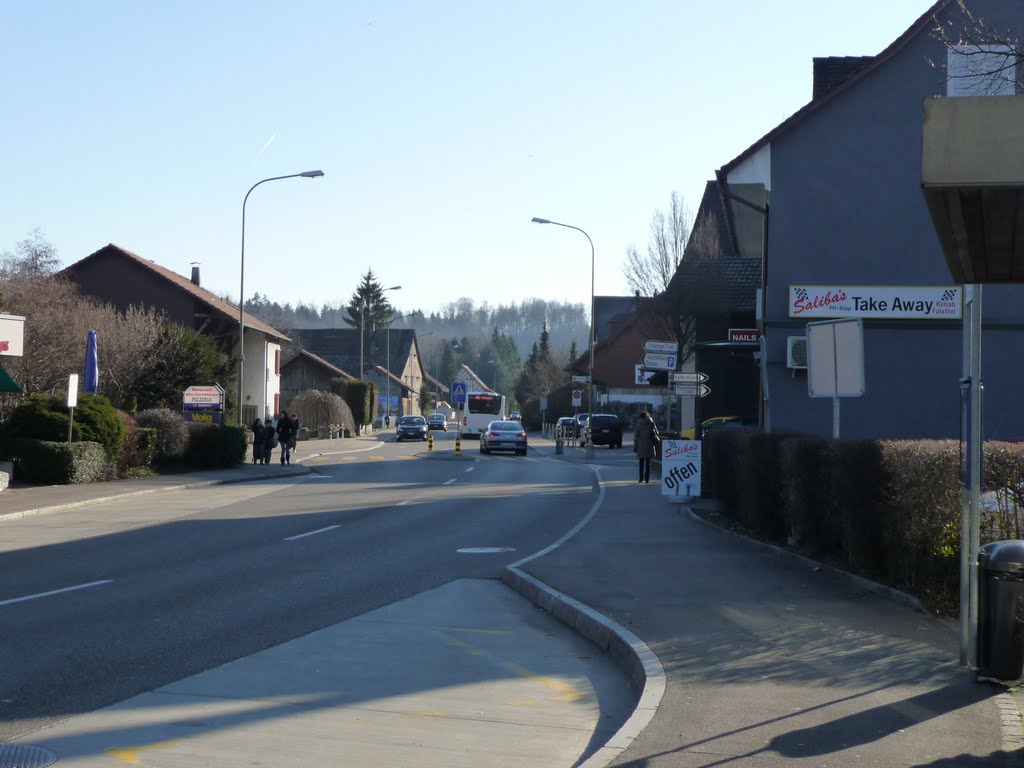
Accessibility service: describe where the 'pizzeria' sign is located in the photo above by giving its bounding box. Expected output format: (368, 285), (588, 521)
(789, 286), (962, 320)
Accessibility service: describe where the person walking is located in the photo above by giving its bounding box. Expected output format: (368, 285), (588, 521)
(251, 418), (266, 465)
(262, 414), (277, 465)
(277, 411), (294, 465)
(633, 411), (660, 484)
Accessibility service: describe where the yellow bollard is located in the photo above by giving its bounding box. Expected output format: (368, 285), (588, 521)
(455, 437), (461, 456)
(428, 435), (434, 451)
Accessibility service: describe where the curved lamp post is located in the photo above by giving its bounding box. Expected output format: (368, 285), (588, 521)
(238, 169), (324, 426)
(532, 217), (596, 458)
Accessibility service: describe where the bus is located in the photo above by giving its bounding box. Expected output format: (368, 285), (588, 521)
(461, 391), (506, 438)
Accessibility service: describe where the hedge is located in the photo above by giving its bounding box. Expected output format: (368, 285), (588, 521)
(0, 437), (112, 484)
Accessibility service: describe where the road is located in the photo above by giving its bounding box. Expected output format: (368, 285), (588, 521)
(0, 430), (636, 765)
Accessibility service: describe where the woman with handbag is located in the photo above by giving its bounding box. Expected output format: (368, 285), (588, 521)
(251, 418), (266, 465)
(633, 411), (660, 484)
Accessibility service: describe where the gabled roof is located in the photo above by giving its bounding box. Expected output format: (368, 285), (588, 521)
(297, 327), (419, 378)
(371, 364), (414, 393)
(457, 364), (488, 391)
(719, 0), (952, 175)
(64, 244), (288, 340)
(281, 349), (356, 380)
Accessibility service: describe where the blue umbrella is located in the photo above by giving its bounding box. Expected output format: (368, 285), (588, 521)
(83, 330), (99, 394)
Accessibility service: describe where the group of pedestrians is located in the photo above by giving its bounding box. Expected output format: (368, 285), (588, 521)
(250, 411), (300, 465)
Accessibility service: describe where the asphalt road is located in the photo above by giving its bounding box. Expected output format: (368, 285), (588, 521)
(0, 432), (604, 741)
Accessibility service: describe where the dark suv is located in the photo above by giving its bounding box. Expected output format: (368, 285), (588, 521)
(583, 414), (623, 448)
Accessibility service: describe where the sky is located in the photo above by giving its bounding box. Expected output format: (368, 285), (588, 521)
(1, 1), (935, 319)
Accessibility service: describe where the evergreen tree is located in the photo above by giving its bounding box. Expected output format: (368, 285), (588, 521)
(568, 339), (578, 362)
(344, 270), (397, 336)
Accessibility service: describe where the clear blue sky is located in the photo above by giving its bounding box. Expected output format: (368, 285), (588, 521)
(1, 1), (931, 318)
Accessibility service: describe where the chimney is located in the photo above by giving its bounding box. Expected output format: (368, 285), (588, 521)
(812, 56), (873, 100)
(190, 263), (200, 286)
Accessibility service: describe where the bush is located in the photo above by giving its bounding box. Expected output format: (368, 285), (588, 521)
(1, 392), (124, 462)
(739, 432), (793, 542)
(136, 408), (190, 463)
(117, 411), (157, 475)
(183, 423), (247, 468)
(289, 390), (355, 436)
(780, 437), (840, 558)
(706, 427), (746, 516)
(832, 440), (891, 579)
(0, 437), (112, 484)
(331, 379), (378, 428)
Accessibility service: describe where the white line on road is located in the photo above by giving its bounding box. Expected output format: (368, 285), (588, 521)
(465, 466), (475, 473)
(284, 525), (341, 541)
(443, 479), (457, 486)
(398, 499), (412, 506)
(0, 579), (113, 607)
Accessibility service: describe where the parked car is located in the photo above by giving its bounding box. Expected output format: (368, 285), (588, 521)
(427, 413), (447, 431)
(680, 416), (752, 440)
(395, 415), (428, 441)
(573, 413), (590, 444)
(556, 416), (578, 440)
(582, 414), (623, 448)
(480, 420), (528, 456)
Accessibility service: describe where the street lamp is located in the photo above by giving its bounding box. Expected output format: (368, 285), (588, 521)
(532, 216), (596, 458)
(239, 169), (323, 426)
(359, 285), (402, 382)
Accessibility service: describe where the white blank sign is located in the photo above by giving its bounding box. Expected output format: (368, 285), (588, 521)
(806, 318), (865, 398)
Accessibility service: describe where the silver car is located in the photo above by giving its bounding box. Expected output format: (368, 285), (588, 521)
(480, 420), (528, 456)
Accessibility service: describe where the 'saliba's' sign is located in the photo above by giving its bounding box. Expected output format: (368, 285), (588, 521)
(788, 286), (962, 320)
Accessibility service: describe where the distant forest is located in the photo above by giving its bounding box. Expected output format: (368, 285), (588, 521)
(245, 294), (589, 361)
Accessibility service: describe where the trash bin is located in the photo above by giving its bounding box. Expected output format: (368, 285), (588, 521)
(977, 540), (1024, 680)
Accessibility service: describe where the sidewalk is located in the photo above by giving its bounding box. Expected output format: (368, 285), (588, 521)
(513, 437), (1024, 766)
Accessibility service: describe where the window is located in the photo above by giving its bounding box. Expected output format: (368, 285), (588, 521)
(947, 44), (1018, 96)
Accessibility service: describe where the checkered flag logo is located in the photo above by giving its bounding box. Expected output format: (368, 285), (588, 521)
(941, 289), (957, 301)
(794, 288), (808, 301)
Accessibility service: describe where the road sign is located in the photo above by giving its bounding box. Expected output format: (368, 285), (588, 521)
(644, 339), (678, 354)
(643, 352), (676, 370)
(571, 388), (583, 406)
(183, 385), (225, 405)
(571, 375), (591, 383)
(672, 372), (708, 384)
(451, 382), (467, 404)
(674, 382), (711, 398)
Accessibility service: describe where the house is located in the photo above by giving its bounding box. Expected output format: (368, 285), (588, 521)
(714, 0), (1024, 439)
(280, 350), (356, 411)
(61, 244), (288, 425)
(295, 328), (431, 416)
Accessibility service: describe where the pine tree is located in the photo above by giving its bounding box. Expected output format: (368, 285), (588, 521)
(344, 270), (397, 335)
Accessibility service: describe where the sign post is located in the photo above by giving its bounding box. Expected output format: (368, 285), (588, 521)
(67, 373), (80, 443)
(806, 318), (865, 438)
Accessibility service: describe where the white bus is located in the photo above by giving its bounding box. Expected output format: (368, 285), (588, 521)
(461, 391), (506, 438)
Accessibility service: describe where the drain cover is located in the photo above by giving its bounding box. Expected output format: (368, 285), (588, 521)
(0, 745), (57, 768)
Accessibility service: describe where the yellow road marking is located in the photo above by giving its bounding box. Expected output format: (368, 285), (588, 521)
(107, 739), (181, 764)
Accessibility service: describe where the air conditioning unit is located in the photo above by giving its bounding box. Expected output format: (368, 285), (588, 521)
(787, 336), (808, 369)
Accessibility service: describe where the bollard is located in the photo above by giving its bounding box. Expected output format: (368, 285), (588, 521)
(555, 436), (563, 455)
(455, 437), (461, 456)
(428, 435), (434, 451)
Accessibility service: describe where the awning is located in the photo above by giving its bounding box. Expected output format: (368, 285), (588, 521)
(0, 364), (21, 393)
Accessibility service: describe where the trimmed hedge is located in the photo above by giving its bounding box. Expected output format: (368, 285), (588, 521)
(0, 437), (112, 484)
(183, 423), (247, 468)
(136, 408), (190, 463)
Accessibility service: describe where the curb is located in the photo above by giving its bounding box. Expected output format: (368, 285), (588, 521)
(0, 466), (314, 523)
(501, 566), (665, 768)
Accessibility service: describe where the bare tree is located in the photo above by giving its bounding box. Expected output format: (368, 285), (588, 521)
(657, 212), (728, 365)
(932, 1), (1023, 94)
(624, 192), (692, 297)
(0, 229), (62, 281)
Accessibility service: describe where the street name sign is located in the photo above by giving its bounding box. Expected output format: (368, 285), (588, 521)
(572, 375), (591, 383)
(673, 372), (709, 384)
(644, 339), (678, 354)
(674, 382), (710, 398)
(643, 352), (677, 370)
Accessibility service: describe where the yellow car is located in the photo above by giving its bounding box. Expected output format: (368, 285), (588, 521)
(681, 416), (742, 440)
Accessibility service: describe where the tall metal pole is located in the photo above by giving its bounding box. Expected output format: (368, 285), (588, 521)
(531, 217), (596, 458)
(968, 285), (983, 668)
(238, 170), (323, 426)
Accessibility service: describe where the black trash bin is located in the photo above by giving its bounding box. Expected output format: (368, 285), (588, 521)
(977, 540), (1024, 680)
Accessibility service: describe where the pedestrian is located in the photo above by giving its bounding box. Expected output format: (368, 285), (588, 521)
(251, 418), (266, 465)
(633, 411), (660, 484)
(277, 411), (294, 465)
(384, 413), (391, 428)
(263, 414), (277, 465)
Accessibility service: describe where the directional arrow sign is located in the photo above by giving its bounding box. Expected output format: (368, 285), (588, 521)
(673, 372), (709, 384)
(674, 382), (711, 397)
(642, 352), (676, 370)
(644, 339), (678, 354)
(571, 375), (591, 383)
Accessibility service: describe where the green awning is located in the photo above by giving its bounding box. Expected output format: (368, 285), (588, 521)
(0, 364), (22, 393)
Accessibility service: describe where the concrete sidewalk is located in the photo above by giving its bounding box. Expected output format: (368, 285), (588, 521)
(4, 431), (1024, 766)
